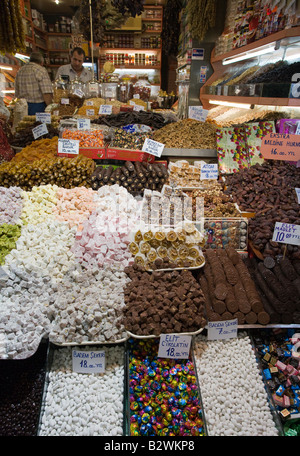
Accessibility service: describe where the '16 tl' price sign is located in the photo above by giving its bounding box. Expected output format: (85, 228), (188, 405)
(260, 133), (300, 162)
(272, 222), (300, 246)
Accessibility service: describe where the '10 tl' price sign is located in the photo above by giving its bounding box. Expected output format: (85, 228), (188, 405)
(272, 222), (300, 246)
(158, 334), (192, 359)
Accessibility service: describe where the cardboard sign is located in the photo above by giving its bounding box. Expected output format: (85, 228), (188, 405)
(32, 123), (48, 139)
(142, 138), (165, 158)
(99, 105), (112, 115)
(36, 112), (51, 124)
(72, 349), (105, 374)
(58, 138), (79, 156)
(77, 118), (91, 130)
(207, 319), (238, 340)
(272, 222), (300, 246)
(261, 133), (300, 161)
(158, 334), (192, 359)
(201, 163), (218, 180)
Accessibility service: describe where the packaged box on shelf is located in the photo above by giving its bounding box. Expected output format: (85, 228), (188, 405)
(78, 147), (106, 160)
(106, 145), (155, 163)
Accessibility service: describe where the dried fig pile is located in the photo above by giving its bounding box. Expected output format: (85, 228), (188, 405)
(224, 161), (300, 259)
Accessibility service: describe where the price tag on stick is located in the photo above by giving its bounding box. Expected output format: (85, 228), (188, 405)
(58, 138), (79, 155)
(142, 138), (165, 158)
(32, 123), (48, 139)
(207, 319), (238, 340)
(272, 222), (300, 246)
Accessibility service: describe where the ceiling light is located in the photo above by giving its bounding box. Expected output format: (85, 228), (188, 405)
(222, 46), (275, 65)
(209, 99), (252, 109)
(14, 53), (30, 60)
(0, 65), (13, 71)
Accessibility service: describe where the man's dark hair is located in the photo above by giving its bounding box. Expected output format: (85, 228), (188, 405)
(29, 52), (44, 64)
(71, 47), (86, 58)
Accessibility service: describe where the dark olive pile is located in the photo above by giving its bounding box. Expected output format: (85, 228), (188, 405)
(10, 122), (59, 148)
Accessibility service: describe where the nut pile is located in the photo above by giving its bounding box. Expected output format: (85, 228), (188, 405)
(152, 119), (217, 149)
(224, 161), (300, 259)
(123, 265), (207, 336)
(199, 248), (270, 325)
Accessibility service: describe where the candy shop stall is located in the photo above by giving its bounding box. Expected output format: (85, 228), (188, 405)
(0, 0), (300, 441)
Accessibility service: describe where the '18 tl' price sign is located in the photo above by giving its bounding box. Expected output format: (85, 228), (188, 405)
(272, 222), (300, 246)
(158, 334), (192, 359)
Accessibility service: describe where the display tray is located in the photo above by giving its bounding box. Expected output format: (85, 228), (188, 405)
(141, 260), (205, 272)
(162, 148), (217, 158)
(106, 145), (155, 163)
(124, 336), (208, 436)
(126, 327), (205, 339)
(50, 336), (128, 347)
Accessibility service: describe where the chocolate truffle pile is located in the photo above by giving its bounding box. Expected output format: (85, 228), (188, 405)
(123, 264), (207, 336)
(199, 247), (270, 325)
(245, 257), (300, 324)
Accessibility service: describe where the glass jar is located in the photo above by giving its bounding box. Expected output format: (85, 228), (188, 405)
(118, 77), (133, 103)
(53, 76), (69, 103)
(133, 75), (151, 102)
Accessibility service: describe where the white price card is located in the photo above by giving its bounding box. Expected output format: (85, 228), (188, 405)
(36, 112), (51, 124)
(133, 94), (140, 99)
(77, 118), (91, 130)
(133, 104), (145, 111)
(200, 163), (218, 180)
(72, 349), (105, 374)
(142, 138), (165, 158)
(272, 222), (300, 246)
(188, 106), (208, 122)
(86, 109), (95, 116)
(58, 138), (79, 155)
(158, 334), (192, 359)
(86, 100), (94, 106)
(61, 98), (69, 105)
(296, 188), (300, 203)
(74, 88), (85, 98)
(296, 123), (300, 135)
(32, 123), (48, 139)
(89, 83), (98, 94)
(207, 319), (238, 340)
(99, 104), (112, 115)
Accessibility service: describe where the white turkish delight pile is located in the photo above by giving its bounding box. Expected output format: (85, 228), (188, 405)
(0, 186), (23, 224)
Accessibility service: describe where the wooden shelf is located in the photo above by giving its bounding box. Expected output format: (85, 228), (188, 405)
(100, 48), (161, 52)
(109, 65), (161, 69)
(47, 32), (71, 36)
(200, 93), (300, 109)
(48, 49), (70, 52)
(211, 26), (300, 63)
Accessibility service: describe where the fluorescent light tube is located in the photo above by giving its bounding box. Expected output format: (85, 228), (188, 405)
(223, 46), (275, 65)
(0, 65), (13, 71)
(14, 53), (30, 60)
(209, 99), (252, 109)
(2, 89), (15, 93)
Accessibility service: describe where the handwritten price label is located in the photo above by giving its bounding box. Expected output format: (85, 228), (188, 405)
(32, 123), (48, 139)
(58, 138), (79, 155)
(99, 105), (112, 115)
(272, 222), (300, 246)
(201, 163), (218, 180)
(261, 133), (300, 161)
(36, 112), (51, 124)
(72, 349), (105, 374)
(296, 188), (300, 204)
(208, 319), (238, 340)
(142, 138), (165, 158)
(158, 334), (192, 359)
(77, 118), (91, 130)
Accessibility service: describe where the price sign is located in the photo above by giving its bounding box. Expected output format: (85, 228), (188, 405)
(86, 109), (95, 116)
(58, 138), (79, 155)
(158, 334), (192, 359)
(61, 98), (69, 105)
(261, 133), (300, 162)
(36, 112), (51, 124)
(296, 123), (300, 135)
(133, 104), (145, 111)
(86, 100), (94, 106)
(133, 94), (140, 99)
(188, 106), (208, 122)
(72, 349), (105, 374)
(99, 105), (112, 115)
(74, 88), (85, 98)
(53, 110), (59, 116)
(207, 319), (238, 340)
(32, 123), (48, 139)
(201, 163), (218, 180)
(142, 138), (165, 158)
(77, 118), (90, 130)
(296, 188), (300, 204)
(89, 83), (98, 95)
(272, 222), (300, 246)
